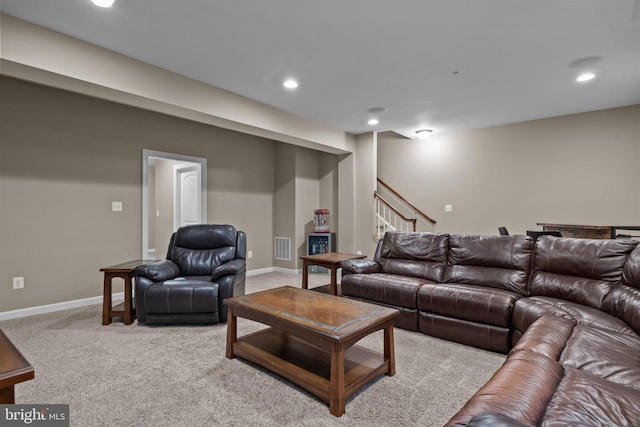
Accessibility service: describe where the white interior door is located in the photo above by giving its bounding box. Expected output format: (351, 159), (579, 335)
(174, 164), (202, 229)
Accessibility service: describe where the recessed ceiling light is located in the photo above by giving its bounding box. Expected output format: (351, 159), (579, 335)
(90, 0), (116, 7)
(283, 79), (298, 89)
(576, 73), (596, 82)
(415, 129), (433, 139)
(368, 118), (379, 126)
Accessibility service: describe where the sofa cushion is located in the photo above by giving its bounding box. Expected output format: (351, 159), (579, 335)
(341, 273), (431, 309)
(560, 324), (640, 390)
(443, 234), (532, 295)
(540, 368), (640, 426)
(513, 296), (636, 335)
(376, 231), (449, 281)
(529, 236), (636, 308)
(417, 283), (520, 327)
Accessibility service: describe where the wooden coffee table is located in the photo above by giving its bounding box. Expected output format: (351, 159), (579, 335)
(224, 286), (399, 417)
(0, 329), (34, 404)
(300, 252), (366, 295)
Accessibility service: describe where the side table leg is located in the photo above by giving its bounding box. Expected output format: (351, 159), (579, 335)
(123, 274), (134, 325)
(102, 273), (112, 325)
(302, 261), (309, 289)
(330, 266), (338, 295)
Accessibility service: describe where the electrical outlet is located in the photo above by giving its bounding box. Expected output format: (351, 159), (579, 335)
(445, 204), (453, 212)
(13, 277), (24, 290)
(356, 250), (362, 255)
(247, 251), (253, 259)
(112, 201), (123, 212)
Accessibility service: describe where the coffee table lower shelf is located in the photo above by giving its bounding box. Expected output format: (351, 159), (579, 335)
(232, 328), (389, 411)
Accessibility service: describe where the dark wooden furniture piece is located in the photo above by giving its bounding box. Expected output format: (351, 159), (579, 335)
(100, 259), (152, 325)
(537, 223), (640, 239)
(224, 286), (399, 417)
(300, 252), (366, 295)
(0, 329), (34, 404)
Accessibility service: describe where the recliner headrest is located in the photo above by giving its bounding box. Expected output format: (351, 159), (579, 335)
(174, 224), (237, 250)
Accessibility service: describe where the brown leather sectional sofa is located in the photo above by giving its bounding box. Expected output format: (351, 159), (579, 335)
(340, 231), (640, 426)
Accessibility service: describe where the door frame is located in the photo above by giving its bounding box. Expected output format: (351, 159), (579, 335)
(142, 149), (207, 259)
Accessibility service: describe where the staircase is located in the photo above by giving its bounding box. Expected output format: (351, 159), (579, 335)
(374, 178), (437, 239)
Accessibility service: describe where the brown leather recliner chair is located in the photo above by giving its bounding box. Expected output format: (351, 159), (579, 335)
(134, 224), (246, 325)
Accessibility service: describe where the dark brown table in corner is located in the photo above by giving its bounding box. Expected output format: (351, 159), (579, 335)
(0, 329), (34, 404)
(224, 286), (399, 417)
(100, 259), (154, 325)
(300, 252), (366, 295)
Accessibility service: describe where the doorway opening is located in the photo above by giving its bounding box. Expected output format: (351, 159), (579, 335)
(142, 149), (207, 259)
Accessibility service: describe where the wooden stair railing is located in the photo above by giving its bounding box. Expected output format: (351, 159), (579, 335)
(377, 178), (437, 225)
(373, 178), (437, 239)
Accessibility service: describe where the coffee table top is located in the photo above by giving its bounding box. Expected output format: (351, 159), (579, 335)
(225, 286), (398, 339)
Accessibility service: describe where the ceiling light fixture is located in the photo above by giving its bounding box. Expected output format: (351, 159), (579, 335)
(576, 73), (596, 82)
(415, 129), (433, 140)
(368, 107), (387, 114)
(368, 118), (379, 126)
(90, 0), (116, 7)
(283, 79), (298, 89)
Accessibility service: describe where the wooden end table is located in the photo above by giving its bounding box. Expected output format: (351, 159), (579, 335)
(225, 286), (399, 417)
(100, 259), (153, 325)
(300, 252), (366, 295)
(0, 329), (34, 404)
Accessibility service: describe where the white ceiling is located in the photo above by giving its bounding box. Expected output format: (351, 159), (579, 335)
(2, 0), (640, 138)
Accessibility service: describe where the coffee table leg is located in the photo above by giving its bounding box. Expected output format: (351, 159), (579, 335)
(226, 307), (237, 359)
(329, 342), (346, 417)
(384, 321), (396, 376)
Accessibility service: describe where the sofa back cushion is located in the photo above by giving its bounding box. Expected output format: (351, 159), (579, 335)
(622, 244), (640, 290)
(168, 224), (239, 276)
(442, 234), (532, 294)
(602, 245), (640, 334)
(529, 236), (637, 309)
(376, 231), (449, 281)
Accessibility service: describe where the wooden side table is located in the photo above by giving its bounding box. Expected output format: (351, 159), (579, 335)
(300, 252), (366, 296)
(100, 259), (152, 325)
(0, 329), (34, 404)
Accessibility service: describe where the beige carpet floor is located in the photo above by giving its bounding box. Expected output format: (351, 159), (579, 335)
(0, 272), (505, 427)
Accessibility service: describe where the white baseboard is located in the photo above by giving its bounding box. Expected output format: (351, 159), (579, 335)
(0, 268), (303, 321)
(0, 293), (124, 321)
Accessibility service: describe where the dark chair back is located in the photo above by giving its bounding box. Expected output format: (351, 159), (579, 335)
(498, 227), (509, 236)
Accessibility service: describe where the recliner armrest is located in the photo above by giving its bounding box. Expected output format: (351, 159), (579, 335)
(340, 259), (381, 274)
(134, 260), (181, 281)
(211, 259), (246, 281)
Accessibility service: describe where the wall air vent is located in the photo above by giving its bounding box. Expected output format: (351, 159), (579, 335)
(274, 237), (291, 260)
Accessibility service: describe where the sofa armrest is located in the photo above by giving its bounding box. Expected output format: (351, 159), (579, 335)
(340, 259), (381, 274)
(134, 260), (180, 281)
(211, 259), (246, 281)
